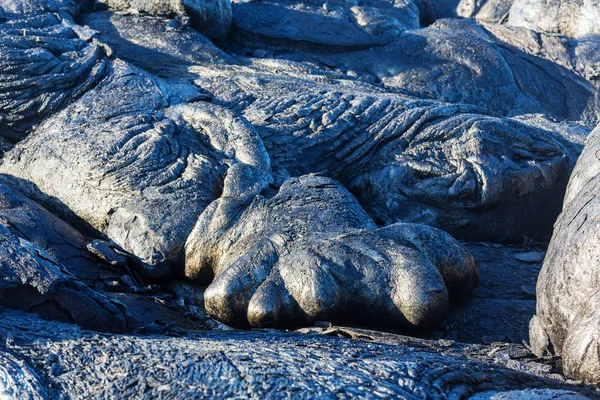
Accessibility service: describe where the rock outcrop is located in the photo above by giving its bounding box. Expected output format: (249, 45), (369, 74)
(530, 124), (600, 384)
(1, 0), (600, 391)
(229, 0), (599, 122)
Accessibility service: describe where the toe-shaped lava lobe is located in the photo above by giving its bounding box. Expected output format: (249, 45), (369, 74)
(530, 124), (600, 384)
(186, 173), (478, 330)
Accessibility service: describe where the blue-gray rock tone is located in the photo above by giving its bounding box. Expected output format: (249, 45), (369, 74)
(229, 0), (600, 122)
(0, 1), (105, 141)
(0, 309), (597, 399)
(80, 9), (587, 244)
(0, 0), (600, 393)
(530, 124), (600, 385)
(186, 172), (478, 329)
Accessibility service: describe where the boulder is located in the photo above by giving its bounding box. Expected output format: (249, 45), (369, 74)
(530, 124), (600, 384)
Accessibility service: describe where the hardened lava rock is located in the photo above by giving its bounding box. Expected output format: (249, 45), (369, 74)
(0, 309), (597, 399)
(530, 123), (600, 385)
(0, 1), (106, 141)
(185, 169), (478, 329)
(96, 0), (232, 42)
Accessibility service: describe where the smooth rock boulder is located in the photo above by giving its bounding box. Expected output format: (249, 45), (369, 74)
(231, 0), (420, 49)
(186, 170), (478, 329)
(457, 0), (514, 23)
(529, 124), (600, 384)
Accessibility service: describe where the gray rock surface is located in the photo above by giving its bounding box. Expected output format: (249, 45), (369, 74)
(529, 124), (600, 384)
(2, 0), (600, 392)
(0, 223), (130, 333)
(229, 0), (599, 122)
(507, 0), (600, 38)
(239, 89), (584, 241)
(0, 58), (270, 279)
(77, 10), (236, 78)
(0, 179), (112, 283)
(0, 179), (217, 333)
(0, 308), (597, 399)
(0, 0), (78, 15)
(79, 11), (588, 243)
(95, 0), (233, 43)
(0, 1), (594, 335)
(0, 1), (106, 142)
(186, 172), (478, 329)
(457, 0), (513, 23)
(427, 242), (543, 345)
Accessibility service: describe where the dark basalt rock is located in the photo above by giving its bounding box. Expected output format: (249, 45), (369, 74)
(229, 0), (600, 122)
(1, 0), (600, 393)
(240, 90), (584, 242)
(0, 309), (597, 399)
(0, 59), (270, 279)
(0, 224), (130, 333)
(507, 0), (600, 38)
(529, 124), (600, 384)
(0, 0), (78, 15)
(0, 179), (216, 333)
(457, 0), (514, 24)
(77, 10), (236, 78)
(95, 0), (232, 43)
(0, 179), (112, 283)
(186, 170), (478, 329)
(0, 1), (593, 334)
(78, 11), (588, 243)
(231, 0), (420, 49)
(0, 179), (136, 332)
(0, 1), (107, 142)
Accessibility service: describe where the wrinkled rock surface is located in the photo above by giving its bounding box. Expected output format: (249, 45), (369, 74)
(229, 0), (600, 122)
(0, 2), (106, 141)
(0, 0), (588, 334)
(0, 223), (130, 333)
(1, 0), (600, 392)
(80, 11), (588, 243)
(530, 124), (600, 384)
(1, 58), (270, 279)
(0, 309), (597, 399)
